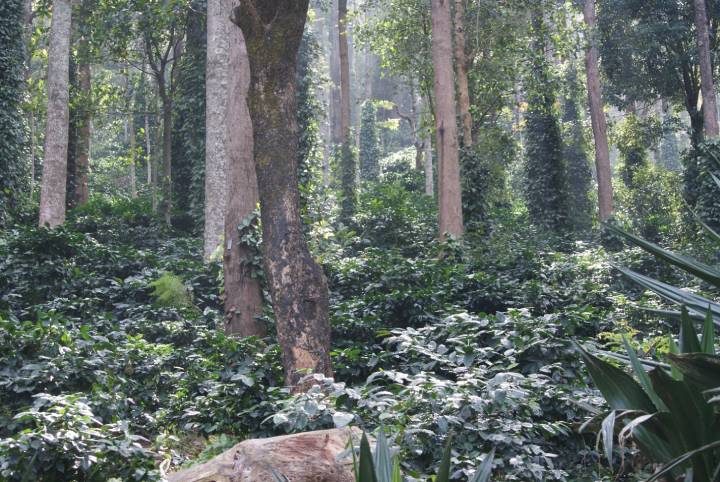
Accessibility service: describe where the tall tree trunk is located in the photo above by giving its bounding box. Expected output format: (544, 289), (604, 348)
(431, 0), (464, 238)
(233, 0), (333, 389)
(205, 0), (231, 260)
(211, 0), (265, 336)
(129, 98), (137, 198)
(39, 0), (72, 227)
(453, 0), (472, 147)
(144, 74), (155, 209)
(24, 0), (34, 200)
(338, 0), (355, 220)
(329, 0), (342, 145)
(583, 0), (613, 221)
(425, 134), (434, 197)
(160, 88), (173, 226)
(74, 59), (91, 206)
(694, 0), (719, 139)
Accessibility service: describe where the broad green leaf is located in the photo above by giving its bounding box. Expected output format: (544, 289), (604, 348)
(358, 433), (377, 482)
(435, 435), (453, 482)
(701, 306), (716, 355)
(646, 440), (720, 482)
(616, 268), (720, 329)
(606, 224), (720, 287)
(667, 353), (720, 391)
(468, 449), (495, 482)
(622, 336), (667, 412)
(574, 341), (654, 412)
(679, 307), (702, 354)
(374, 428), (393, 482)
(649, 368), (716, 480)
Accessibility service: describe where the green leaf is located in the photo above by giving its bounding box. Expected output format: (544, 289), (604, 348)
(358, 433), (377, 482)
(622, 336), (667, 412)
(606, 224), (720, 287)
(573, 341), (654, 412)
(468, 448), (495, 482)
(649, 368), (716, 480)
(616, 267), (720, 329)
(701, 306), (716, 355)
(374, 429), (393, 482)
(435, 435), (453, 482)
(646, 440), (720, 482)
(680, 307), (702, 354)
(667, 353), (720, 391)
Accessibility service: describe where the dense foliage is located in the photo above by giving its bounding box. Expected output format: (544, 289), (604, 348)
(0, 0), (28, 225)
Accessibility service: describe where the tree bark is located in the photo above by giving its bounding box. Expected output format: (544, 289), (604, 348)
(160, 87), (173, 226)
(232, 0), (333, 389)
(39, 0), (72, 227)
(329, 0), (342, 145)
(431, 0), (464, 238)
(694, 0), (719, 139)
(129, 94), (137, 198)
(583, 0), (613, 221)
(453, 0), (472, 147)
(425, 134), (434, 197)
(219, 0), (264, 337)
(204, 0), (232, 261)
(338, 0), (355, 220)
(74, 58), (91, 206)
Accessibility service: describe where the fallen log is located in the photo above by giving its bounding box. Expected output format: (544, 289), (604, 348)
(165, 427), (360, 482)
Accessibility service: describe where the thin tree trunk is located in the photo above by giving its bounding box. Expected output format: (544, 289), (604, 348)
(453, 0), (472, 147)
(74, 59), (91, 206)
(329, 0), (342, 145)
(338, 0), (355, 219)
(583, 0), (613, 221)
(694, 0), (719, 139)
(39, 0), (72, 227)
(129, 101), (137, 198)
(233, 0), (333, 390)
(205, 0), (232, 261)
(160, 89), (172, 226)
(425, 135), (434, 197)
(431, 0), (464, 238)
(223, 18), (264, 337)
(28, 110), (35, 199)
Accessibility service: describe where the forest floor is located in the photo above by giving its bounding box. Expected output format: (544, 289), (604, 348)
(0, 195), (693, 481)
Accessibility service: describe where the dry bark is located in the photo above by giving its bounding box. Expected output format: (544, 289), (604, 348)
(204, 0), (232, 261)
(232, 0), (333, 389)
(39, 0), (72, 227)
(583, 0), (613, 221)
(74, 59), (91, 206)
(694, 0), (719, 139)
(453, 0), (472, 147)
(431, 0), (464, 238)
(165, 428), (359, 482)
(222, 0), (264, 337)
(329, 0), (342, 145)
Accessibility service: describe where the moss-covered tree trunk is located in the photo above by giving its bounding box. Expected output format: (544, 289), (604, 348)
(694, 0), (719, 139)
(39, 0), (72, 227)
(232, 0), (333, 389)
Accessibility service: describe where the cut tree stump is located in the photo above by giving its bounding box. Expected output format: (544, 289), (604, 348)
(165, 428), (360, 482)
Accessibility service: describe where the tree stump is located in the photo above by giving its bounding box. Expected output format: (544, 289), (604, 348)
(165, 428), (359, 482)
